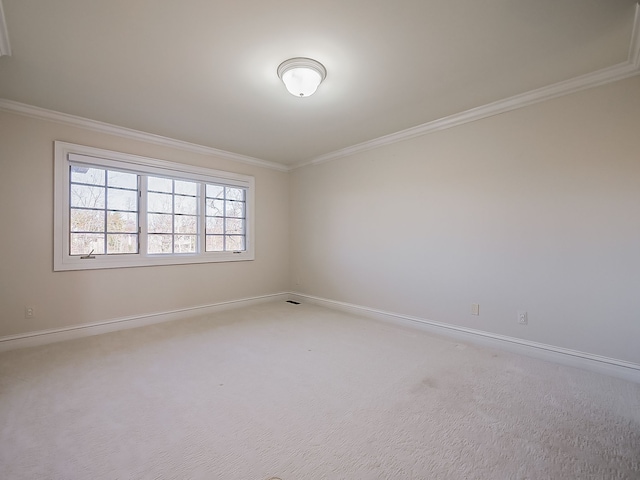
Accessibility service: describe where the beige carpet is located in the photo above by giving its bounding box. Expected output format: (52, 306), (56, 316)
(1, 301), (639, 479)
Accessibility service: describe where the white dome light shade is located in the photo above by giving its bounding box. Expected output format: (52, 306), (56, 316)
(282, 67), (321, 97)
(277, 58), (327, 97)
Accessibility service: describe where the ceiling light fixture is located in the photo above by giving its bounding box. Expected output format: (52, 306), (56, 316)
(277, 57), (326, 97)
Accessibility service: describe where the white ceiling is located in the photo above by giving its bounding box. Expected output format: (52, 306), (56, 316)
(0, 0), (638, 166)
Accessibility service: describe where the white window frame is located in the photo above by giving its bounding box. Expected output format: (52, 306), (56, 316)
(54, 141), (255, 271)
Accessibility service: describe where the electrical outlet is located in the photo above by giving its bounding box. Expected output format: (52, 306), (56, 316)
(518, 310), (528, 325)
(471, 303), (480, 316)
(25, 306), (35, 319)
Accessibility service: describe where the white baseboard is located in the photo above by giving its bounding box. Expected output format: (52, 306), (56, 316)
(0, 293), (291, 353)
(290, 292), (640, 384)
(4, 291), (638, 384)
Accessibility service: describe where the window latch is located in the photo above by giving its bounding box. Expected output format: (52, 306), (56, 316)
(80, 249), (95, 260)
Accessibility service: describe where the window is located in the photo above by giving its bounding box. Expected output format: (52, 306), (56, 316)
(54, 142), (254, 271)
(205, 184), (246, 252)
(69, 166), (139, 256)
(147, 177), (198, 254)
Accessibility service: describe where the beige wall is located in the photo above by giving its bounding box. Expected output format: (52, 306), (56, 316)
(2, 76), (639, 366)
(291, 76), (640, 364)
(0, 111), (290, 337)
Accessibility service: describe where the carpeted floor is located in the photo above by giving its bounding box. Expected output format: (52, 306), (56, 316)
(0, 301), (639, 479)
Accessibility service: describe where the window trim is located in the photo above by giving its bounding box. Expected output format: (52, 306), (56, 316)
(54, 141), (255, 271)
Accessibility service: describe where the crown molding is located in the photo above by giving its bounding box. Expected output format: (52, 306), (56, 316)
(294, 62), (639, 169)
(2, 4), (638, 172)
(0, 0), (11, 56)
(630, 1), (640, 65)
(293, 3), (640, 170)
(0, 99), (290, 172)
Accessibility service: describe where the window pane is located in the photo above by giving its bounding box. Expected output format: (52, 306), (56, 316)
(107, 188), (138, 212)
(107, 234), (138, 254)
(206, 199), (224, 216)
(226, 200), (245, 218)
(148, 234), (173, 254)
(71, 185), (105, 209)
(107, 171), (137, 189)
(148, 192), (173, 213)
(206, 217), (224, 234)
(175, 180), (197, 196)
(148, 213), (172, 233)
(226, 187), (245, 201)
(175, 215), (197, 234)
(175, 235), (196, 253)
(70, 209), (104, 232)
(225, 218), (244, 234)
(107, 212), (138, 233)
(70, 166), (141, 258)
(226, 235), (245, 251)
(206, 235), (224, 252)
(70, 166), (105, 186)
(206, 184), (224, 199)
(175, 195), (197, 215)
(148, 176), (172, 193)
(70, 233), (105, 255)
